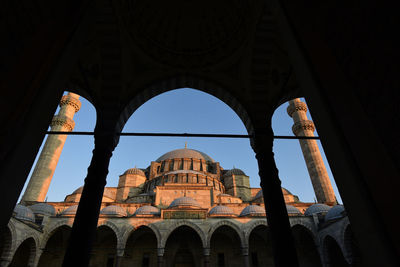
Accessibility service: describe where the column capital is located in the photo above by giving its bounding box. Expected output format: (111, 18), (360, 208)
(157, 248), (165, 257)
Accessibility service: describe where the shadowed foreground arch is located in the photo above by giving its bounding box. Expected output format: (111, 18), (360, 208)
(164, 225), (204, 267)
(0, 226), (13, 265)
(292, 225), (322, 267)
(248, 225), (274, 267)
(38, 225), (71, 267)
(121, 226), (158, 267)
(324, 235), (349, 267)
(9, 237), (36, 267)
(343, 225), (362, 266)
(89, 225), (118, 267)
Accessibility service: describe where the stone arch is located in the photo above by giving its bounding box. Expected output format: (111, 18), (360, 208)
(40, 220), (73, 249)
(292, 224), (323, 267)
(342, 223), (361, 266)
(118, 76), (256, 136)
(121, 223), (162, 250)
(97, 220), (123, 249)
(206, 220), (245, 248)
(243, 219), (268, 247)
(9, 237), (36, 267)
(290, 221), (318, 241)
(323, 235), (350, 267)
(161, 220), (207, 249)
(0, 223), (15, 265)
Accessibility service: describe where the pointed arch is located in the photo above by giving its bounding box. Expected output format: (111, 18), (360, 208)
(9, 237), (36, 267)
(121, 223), (161, 250)
(97, 220), (123, 248)
(206, 220), (244, 248)
(323, 235), (350, 267)
(40, 220), (73, 248)
(243, 219), (268, 246)
(118, 76), (255, 136)
(161, 220), (207, 249)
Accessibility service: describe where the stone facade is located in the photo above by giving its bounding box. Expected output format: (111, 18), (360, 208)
(1, 148), (357, 267)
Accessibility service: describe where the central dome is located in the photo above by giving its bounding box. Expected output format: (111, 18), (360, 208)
(156, 148), (214, 162)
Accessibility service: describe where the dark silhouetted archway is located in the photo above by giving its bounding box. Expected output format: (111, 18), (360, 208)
(248, 225), (274, 267)
(292, 225), (322, 267)
(9, 237), (36, 267)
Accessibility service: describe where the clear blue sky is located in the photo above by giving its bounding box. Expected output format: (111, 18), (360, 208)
(21, 88), (342, 203)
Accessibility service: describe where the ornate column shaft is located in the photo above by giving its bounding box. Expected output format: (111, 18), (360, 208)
(241, 247), (250, 267)
(62, 122), (119, 267)
(287, 98), (336, 204)
(203, 248), (211, 267)
(21, 93), (81, 203)
(157, 248), (165, 267)
(252, 127), (299, 267)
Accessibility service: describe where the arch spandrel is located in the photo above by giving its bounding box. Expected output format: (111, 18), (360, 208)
(160, 220), (207, 249)
(206, 220), (245, 248)
(40, 220), (73, 249)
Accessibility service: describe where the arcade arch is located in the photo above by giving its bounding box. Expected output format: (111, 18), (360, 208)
(291, 224), (322, 267)
(323, 235), (349, 267)
(89, 225), (118, 267)
(210, 225), (243, 267)
(9, 237), (36, 267)
(38, 225), (71, 267)
(248, 225), (274, 267)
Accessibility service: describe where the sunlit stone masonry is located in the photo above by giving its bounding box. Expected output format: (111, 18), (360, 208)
(2, 146), (358, 267)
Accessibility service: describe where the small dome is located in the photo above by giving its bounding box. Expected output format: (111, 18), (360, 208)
(134, 206), (160, 216)
(169, 197), (201, 209)
(209, 205), (235, 216)
(100, 205), (127, 217)
(240, 205), (266, 217)
(224, 168), (246, 176)
(286, 205), (301, 215)
(72, 186), (115, 200)
(156, 148), (214, 162)
(14, 204), (35, 222)
(123, 168), (146, 176)
(304, 204), (331, 216)
(73, 186), (83, 194)
(325, 205), (345, 221)
(62, 205), (78, 216)
(254, 188), (293, 200)
(29, 203), (56, 216)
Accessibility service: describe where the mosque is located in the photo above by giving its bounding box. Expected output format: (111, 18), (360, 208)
(0, 94), (358, 267)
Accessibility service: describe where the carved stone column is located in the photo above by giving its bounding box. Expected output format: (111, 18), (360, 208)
(62, 122), (119, 266)
(203, 248), (211, 267)
(251, 127), (299, 267)
(241, 247), (250, 267)
(157, 248), (164, 267)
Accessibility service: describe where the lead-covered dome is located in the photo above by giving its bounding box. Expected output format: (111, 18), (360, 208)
(168, 197), (201, 209)
(240, 205), (266, 217)
(30, 203), (56, 216)
(224, 168), (246, 176)
(304, 204), (331, 216)
(100, 205), (127, 217)
(156, 148), (214, 162)
(209, 205), (235, 216)
(62, 205), (78, 216)
(325, 205), (345, 221)
(286, 205), (302, 215)
(134, 206), (161, 216)
(14, 204), (35, 222)
(123, 168), (146, 176)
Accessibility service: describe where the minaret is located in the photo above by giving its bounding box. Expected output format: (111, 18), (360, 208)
(21, 93), (81, 204)
(287, 98), (336, 204)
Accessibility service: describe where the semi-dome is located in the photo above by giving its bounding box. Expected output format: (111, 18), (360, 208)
(286, 205), (302, 215)
(100, 205), (127, 217)
(156, 148), (214, 162)
(304, 204), (331, 216)
(30, 203), (56, 216)
(240, 205), (266, 217)
(168, 197), (201, 208)
(224, 168), (246, 176)
(123, 168), (146, 176)
(134, 206), (161, 216)
(14, 204), (35, 222)
(209, 205), (235, 216)
(325, 205), (345, 221)
(62, 205), (78, 216)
